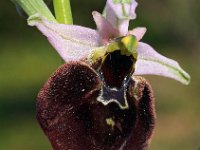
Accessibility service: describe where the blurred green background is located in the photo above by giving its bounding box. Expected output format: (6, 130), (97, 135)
(0, 0), (199, 149)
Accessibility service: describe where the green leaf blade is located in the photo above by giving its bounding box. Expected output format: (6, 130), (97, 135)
(12, 0), (56, 22)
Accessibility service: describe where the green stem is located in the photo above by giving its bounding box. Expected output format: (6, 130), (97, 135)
(53, 0), (73, 24)
(12, 0), (56, 22)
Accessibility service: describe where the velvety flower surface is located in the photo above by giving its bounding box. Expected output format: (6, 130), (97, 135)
(37, 62), (156, 150)
(13, 0), (191, 149)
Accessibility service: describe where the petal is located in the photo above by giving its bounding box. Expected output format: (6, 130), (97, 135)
(28, 14), (101, 62)
(134, 42), (191, 85)
(128, 27), (147, 41)
(106, 0), (138, 35)
(92, 11), (119, 44)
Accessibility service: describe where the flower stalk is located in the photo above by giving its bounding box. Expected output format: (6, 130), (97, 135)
(53, 0), (73, 24)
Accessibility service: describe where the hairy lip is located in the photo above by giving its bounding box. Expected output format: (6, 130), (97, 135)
(36, 62), (156, 150)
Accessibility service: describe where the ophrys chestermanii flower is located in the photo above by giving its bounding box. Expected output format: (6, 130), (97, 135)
(13, 0), (190, 149)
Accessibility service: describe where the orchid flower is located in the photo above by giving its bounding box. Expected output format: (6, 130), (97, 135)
(26, 0), (190, 108)
(12, 0), (190, 149)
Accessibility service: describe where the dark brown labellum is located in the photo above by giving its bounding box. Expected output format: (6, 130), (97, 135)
(36, 61), (156, 150)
